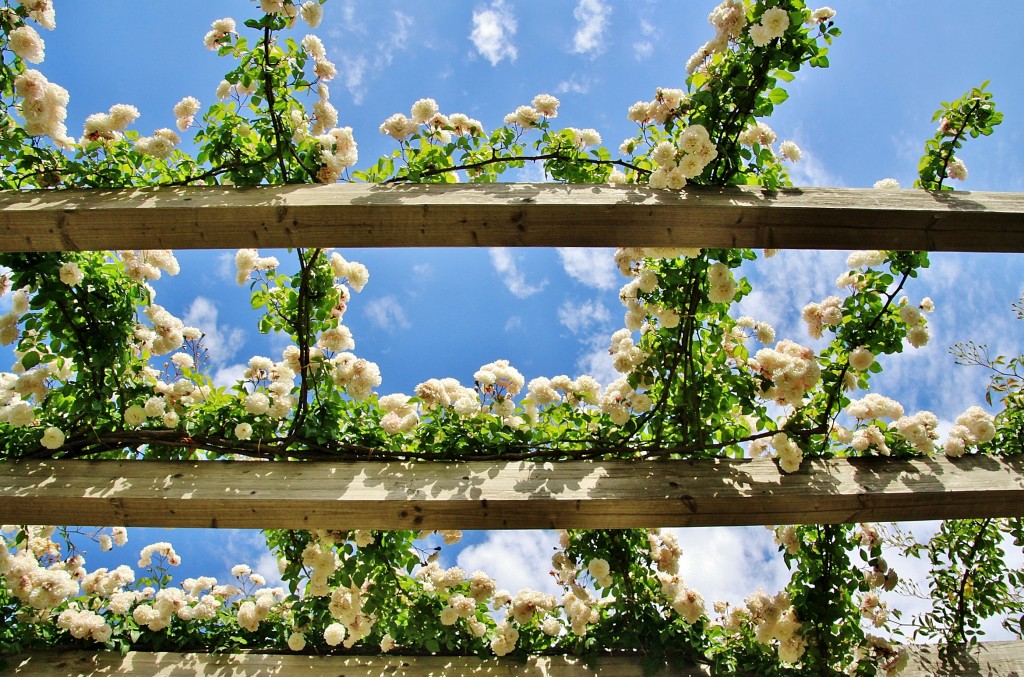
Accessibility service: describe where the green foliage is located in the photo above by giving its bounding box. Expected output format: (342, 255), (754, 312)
(0, 0), (1018, 672)
(915, 82), (1002, 191)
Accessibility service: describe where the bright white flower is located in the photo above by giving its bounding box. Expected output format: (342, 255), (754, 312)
(410, 98), (439, 124)
(124, 404), (147, 427)
(235, 422), (253, 440)
(849, 346), (874, 372)
(947, 157), (968, 181)
(532, 93), (560, 117)
(779, 140), (801, 162)
(59, 261), (84, 286)
(10, 26), (45, 64)
(300, 2), (323, 28)
(40, 426), (64, 449)
(324, 622), (346, 646)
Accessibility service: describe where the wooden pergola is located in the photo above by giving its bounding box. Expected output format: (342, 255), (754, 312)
(1, 183), (1023, 675)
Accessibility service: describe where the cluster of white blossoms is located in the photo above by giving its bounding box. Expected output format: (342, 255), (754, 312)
(378, 393), (418, 435)
(944, 405), (997, 457)
(140, 303), (188, 356)
(315, 126), (358, 183)
(862, 554), (899, 594)
(235, 248), (281, 285)
(13, 68), (72, 148)
(80, 103), (140, 145)
(135, 128), (182, 161)
(525, 374), (601, 410)
(172, 96), (202, 132)
(203, 17), (237, 51)
(503, 93), (560, 130)
(801, 294), (842, 340)
(57, 605), (112, 642)
(414, 376), (479, 415)
(119, 249), (181, 283)
(749, 6), (791, 47)
(330, 351), (381, 401)
(648, 124), (719, 189)
(0, 529), (80, 612)
(859, 591), (888, 629)
(857, 634), (910, 676)
(685, 0), (745, 74)
(9, 23), (44, 63)
(326, 583), (375, 648)
(380, 97), (485, 144)
(750, 339), (821, 408)
(893, 411), (940, 454)
(719, 589), (807, 665)
(897, 296), (933, 348)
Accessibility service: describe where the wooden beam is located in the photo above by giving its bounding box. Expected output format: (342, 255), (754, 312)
(1, 184), (1022, 253)
(6, 643), (1024, 676)
(1, 455), (1021, 530)
(3, 652), (700, 676)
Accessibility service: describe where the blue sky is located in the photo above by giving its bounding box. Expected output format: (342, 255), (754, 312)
(17, 0), (1024, 642)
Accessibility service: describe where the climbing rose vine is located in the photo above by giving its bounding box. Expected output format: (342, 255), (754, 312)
(0, 1), (1019, 674)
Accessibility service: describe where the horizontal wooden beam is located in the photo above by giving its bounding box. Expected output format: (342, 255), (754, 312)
(1, 184), (1022, 253)
(7, 642), (1024, 676)
(1, 455), (1021, 530)
(1, 652), (700, 676)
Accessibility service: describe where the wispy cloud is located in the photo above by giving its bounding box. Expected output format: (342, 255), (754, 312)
(365, 296), (412, 332)
(555, 75), (593, 95)
(489, 247), (547, 298)
(633, 19), (656, 61)
(558, 298), (611, 335)
(785, 142), (844, 188)
(669, 526), (790, 609)
(183, 296), (245, 366)
(557, 248), (618, 290)
(336, 10), (414, 104)
(470, 0), (518, 66)
(457, 530), (562, 596)
(572, 0), (611, 55)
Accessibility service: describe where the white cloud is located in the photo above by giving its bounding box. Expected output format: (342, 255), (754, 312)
(221, 530), (285, 589)
(555, 76), (592, 95)
(337, 11), (413, 104)
(182, 296), (245, 366)
(558, 298), (611, 335)
(365, 296), (411, 332)
(470, 0), (518, 66)
(505, 316), (523, 332)
(340, 54), (369, 105)
(786, 144), (844, 188)
(212, 363), (246, 388)
(572, 0), (611, 56)
(633, 40), (653, 60)
(489, 247), (547, 298)
(633, 19), (656, 61)
(557, 248), (618, 290)
(457, 531), (561, 596)
(669, 526), (790, 608)
(575, 335), (618, 386)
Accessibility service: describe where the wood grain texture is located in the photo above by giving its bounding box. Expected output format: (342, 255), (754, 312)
(1, 183), (1022, 252)
(6, 644), (1023, 676)
(2, 455), (1022, 530)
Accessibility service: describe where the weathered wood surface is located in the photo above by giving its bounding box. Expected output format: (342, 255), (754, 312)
(3, 652), (700, 676)
(5, 643), (1024, 676)
(1, 183), (1022, 252)
(1, 455), (1021, 530)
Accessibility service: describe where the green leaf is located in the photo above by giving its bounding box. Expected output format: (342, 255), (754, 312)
(767, 88), (789, 105)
